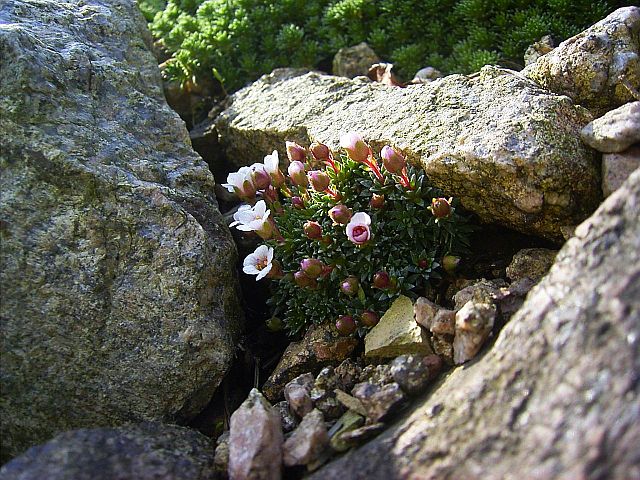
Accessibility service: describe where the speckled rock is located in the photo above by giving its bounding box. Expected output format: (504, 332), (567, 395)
(329, 410), (365, 452)
(506, 248), (558, 283)
(215, 66), (599, 240)
(351, 382), (406, 423)
(337, 422), (386, 448)
(602, 146), (640, 197)
(523, 34), (557, 66)
(310, 367), (346, 420)
(389, 354), (442, 396)
(275, 401), (298, 433)
(333, 42), (380, 79)
(214, 431), (230, 476)
(453, 299), (496, 364)
(228, 389), (283, 480)
(284, 373), (315, 418)
(410, 66), (443, 84)
(524, 7), (640, 116)
(0, 0), (241, 462)
(283, 409), (329, 467)
(453, 279), (506, 310)
(581, 101), (640, 153)
(262, 324), (358, 402)
(309, 167), (640, 480)
(365, 296), (432, 358)
(0, 423), (216, 480)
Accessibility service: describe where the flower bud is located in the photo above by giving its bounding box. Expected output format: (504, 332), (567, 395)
(262, 186), (278, 204)
(288, 160), (308, 187)
(286, 141), (307, 162)
(373, 271), (391, 289)
(340, 276), (359, 296)
(360, 311), (379, 327)
(291, 196), (304, 209)
(300, 258), (324, 278)
(294, 270), (315, 288)
(380, 145), (406, 174)
(308, 170), (330, 191)
(251, 167), (271, 190)
(328, 204), (352, 225)
(320, 264), (334, 278)
(335, 315), (357, 335)
(370, 194), (384, 209)
(430, 197), (452, 219)
(442, 255), (460, 274)
(265, 317), (284, 332)
(266, 260), (284, 279)
(339, 132), (370, 163)
(303, 221), (322, 239)
(310, 142), (331, 161)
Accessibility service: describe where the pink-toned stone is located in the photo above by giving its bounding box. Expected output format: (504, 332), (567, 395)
(283, 409), (329, 467)
(228, 389), (283, 480)
(453, 300), (496, 365)
(284, 373), (314, 418)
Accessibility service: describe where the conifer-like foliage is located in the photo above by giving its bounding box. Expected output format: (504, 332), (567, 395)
(143, 0), (621, 92)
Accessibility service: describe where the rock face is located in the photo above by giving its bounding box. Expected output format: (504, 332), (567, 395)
(0, 423), (216, 480)
(524, 7), (640, 116)
(310, 170), (640, 479)
(602, 147), (640, 197)
(0, 0), (241, 461)
(215, 66), (598, 240)
(332, 42), (380, 79)
(580, 101), (640, 153)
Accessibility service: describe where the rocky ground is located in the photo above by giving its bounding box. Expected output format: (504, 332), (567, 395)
(1, 2), (639, 480)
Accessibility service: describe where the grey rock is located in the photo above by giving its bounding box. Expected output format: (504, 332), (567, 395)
(453, 279), (507, 310)
(0, 423), (216, 480)
(581, 101), (640, 153)
(337, 422), (386, 448)
(389, 354), (442, 396)
(602, 145), (640, 197)
(334, 389), (368, 417)
(284, 373), (315, 418)
(352, 382), (406, 423)
(453, 299), (496, 364)
(310, 167), (640, 480)
(228, 389), (283, 480)
(523, 34), (557, 66)
(333, 358), (362, 392)
(494, 277), (536, 321)
(214, 431), (230, 476)
(283, 409), (329, 467)
(0, 0), (241, 461)
(274, 401), (298, 433)
(410, 66), (443, 83)
(333, 42), (380, 79)
(215, 66), (598, 240)
(524, 7), (640, 116)
(358, 364), (393, 386)
(414, 297), (455, 335)
(311, 367), (346, 420)
(506, 248), (558, 283)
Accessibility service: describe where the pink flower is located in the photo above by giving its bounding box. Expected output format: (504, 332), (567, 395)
(380, 145), (406, 174)
(345, 212), (371, 245)
(339, 132), (370, 163)
(286, 141), (307, 162)
(288, 160), (307, 187)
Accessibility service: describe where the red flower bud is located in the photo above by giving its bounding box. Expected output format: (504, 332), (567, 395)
(303, 221), (322, 239)
(300, 258), (324, 278)
(291, 196), (304, 209)
(310, 142), (331, 161)
(339, 132), (371, 163)
(251, 167), (271, 190)
(373, 271), (391, 289)
(360, 311), (379, 327)
(380, 145), (406, 174)
(308, 170), (330, 191)
(286, 141), (307, 162)
(335, 315), (357, 335)
(328, 204), (352, 225)
(418, 258), (430, 269)
(340, 276), (359, 296)
(430, 197), (452, 219)
(370, 194), (384, 209)
(294, 270), (315, 288)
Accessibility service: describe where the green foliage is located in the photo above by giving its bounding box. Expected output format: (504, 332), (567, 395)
(138, 0), (167, 22)
(145, 0), (621, 94)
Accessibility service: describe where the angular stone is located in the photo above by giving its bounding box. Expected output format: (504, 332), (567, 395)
(524, 34), (557, 66)
(453, 279), (506, 310)
(494, 277), (536, 321)
(358, 364), (393, 386)
(415, 297), (455, 335)
(284, 373), (315, 418)
(352, 382), (406, 423)
(0, 0), (241, 461)
(328, 410), (365, 453)
(228, 389), (283, 480)
(524, 7), (640, 116)
(283, 409), (329, 467)
(581, 102), (640, 153)
(389, 354), (442, 396)
(262, 323), (358, 402)
(0, 423), (216, 480)
(214, 431), (230, 476)
(334, 389), (368, 417)
(274, 401), (298, 433)
(337, 422), (386, 448)
(453, 299), (496, 364)
(215, 67), (599, 240)
(602, 145), (640, 196)
(365, 296), (432, 358)
(410, 66), (443, 84)
(309, 168), (640, 480)
(333, 42), (380, 79)
(506, 248), (558, 283)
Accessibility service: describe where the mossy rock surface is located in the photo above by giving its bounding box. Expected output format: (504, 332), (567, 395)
(0, 0), (242, 462)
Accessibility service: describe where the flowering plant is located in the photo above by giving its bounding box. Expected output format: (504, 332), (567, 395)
(226, 133), (472, 335)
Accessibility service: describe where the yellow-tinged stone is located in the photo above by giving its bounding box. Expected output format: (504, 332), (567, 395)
(365, 295), (433, 358)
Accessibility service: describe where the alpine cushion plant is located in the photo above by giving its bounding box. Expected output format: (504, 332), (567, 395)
(228, 134), (473, 336)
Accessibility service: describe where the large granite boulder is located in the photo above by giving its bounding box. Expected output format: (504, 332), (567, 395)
(215, 67), (599, 241)
(524, 7), (640, 117)
(310, 169), (640, 478)
(0, 423), (216, 480)
(0, 0), (242, 461)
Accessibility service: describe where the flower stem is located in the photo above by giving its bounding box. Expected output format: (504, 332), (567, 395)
(366, 154), (385, 184)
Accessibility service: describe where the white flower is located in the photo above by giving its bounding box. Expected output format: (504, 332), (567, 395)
(222, 166), (256, 198)
(263, 150), (280, 175)
(243, 245), (274, 280)
(230, 200), (273, 239)
(346, 212), (372, 245)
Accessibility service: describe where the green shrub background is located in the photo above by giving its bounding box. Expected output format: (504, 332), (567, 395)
(141, 0), (624, 93)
